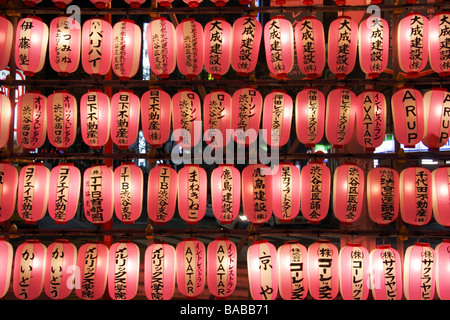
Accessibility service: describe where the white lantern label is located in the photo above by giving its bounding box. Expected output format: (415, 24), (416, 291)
(187, 166), (200, 222)
(88, 20), (104, 74)
(414, 168), (429, 224)
(21, 166), (36, 220)
(207, 92), (226, 145)
(408, 15), (425, 72)
(419, 246), (434, 300)
(237, 17), (257, 72)
(300, 19), (317, 73)
(345, 166), (360, 222)
(317, 243), (334, 299)
(156, 167), (171, 222)
(115, 93), (131, 146)
(379, 168), (396, 222)
(182, 21), (201, 75)
(183, 241), (203, 297)
(289, 243), (306, 300)
(336, 18), (353, 74)
(82, 244), (98, 299)
(86, 93), (99, 146)
(268, 19), (284, 73)
(113, 243), (128, 300)
(86, 167), (104, 222)
(215, 241), (229, 297)
(350, 247), (364, 300)
(52, 93), (74, 147)
(361, 91), (384, 147)
(178, 91), (197, 146)
(113, 22), (128, 76)
(307, 89), (319, 144)
(147, 89), (162, 144)
(220, 167), (234, 220)
(17, 18), (34, 68)
(49, 243), (64, 299)
(381, 248), (399, 300)
(368, 18), (385, 73)
(119, 165), (132, 222)
(208, 20), (224, 75)
(258, 242), (274, 300)
(253, 167), (268, 223)
(53, 18), (72, 68)
(18, 244), (34, 300)
(270, 92), (284, 146)
(438, 14), (450, 72)
(280, 165), (293, 220)
(55, 166), (71, 221)
(236, 88), (257, 144)
(21, 95), (44, 148)
(337, 89), (352, 143)
(151, 19), (171, 75)
(150, 244), (165, 300)
(309, 164), (323, 221)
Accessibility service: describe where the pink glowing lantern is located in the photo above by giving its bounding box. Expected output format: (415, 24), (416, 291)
(114, 162), (143, 224)
(176, 19), (204, 79)
(204, 18), (232, 79)
(0, 15), (13, 71)
(203, 89), (232, 149)
(90, 0), (111, 8)
(435, 240), (450, 300)
(177, 165), (207, 225)
(272, 163), (300, 223)
(172, 89), (202, 149)
(0, 162), (18, 223)
(211, 164), (241, 224)
(295, 87), (325, 147)
(17, 91), (47, 151)
(52, 0), (72, 8)
(339, 243), (370, 300)
(247, 240), (278, 300)
(207, 237), (237, 299)
(112, 20), (141, 80)
(111, 90), (140, 150)
(432, 166), (450, 227)
(308, 240), (339, 300)
(0, 239), (12, 298)
(147, 164), (177, 225)
(125, 0), (146, 8)
(0, 92), (11, 149)
(82, 18), (113, 77)
(429, 12), (450, 77)
(422, 88), (450, 151)
(176, 238), (206, 299)
(262, 90), (293, 148)
(404, 242), (435, 300)
(277, 241), (308, 300)
(80, 90), (111, 149)
(83, 165), (114, 225)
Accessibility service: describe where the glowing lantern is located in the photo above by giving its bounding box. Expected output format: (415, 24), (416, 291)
(247, 240), (278, 300)
(82, 18), (113, 77)
(295, 87), (325, 148)
(15, 16), (48, 76)
(176, 19), (204, 79)
(177, 165), (207, 225)
(80, 90), (111, 149)
(231, 15), (262, 76)
(144, 242), (177, 300)
(0, 15), (13, 71)
(435, 240), (450, 300)
(207, 237), (237, 299)
(13, 240), (46, 300)
(172, 89), (202, 149)
(90, 0), (111, 8)
(44, 240), (77, 300)
(432, 166), (450, 227)
(111, 90), (140, 149)
(48, 163), (81, 224)
(0, 162), (18, 223)
(327, 16), (357, 79)
(429, 12), (450, 77)
(404, 242), (435, 300)
(112, 20), (141, 80)
(83, 165), (114, 225)
(18, 163), (50, 224)
(125, 0), (146, 8)
(422, 88), (450, 151)
(46, 91), (78, 151)
(370, 245), (402, 300)
(0, 239), (12, 299)
(242, 164), (273, 225)
(204, 18), (232, 79)
(399, 166), (432, 227)
(277, 241), (308, 300)
(339, 243), (370, 300)
(308, 240), (339, 300)
(176, 238), (206, 299)
(262, 90), (293, 148)
(147, 164), (177, 225)
(211, 165), (241, 224)
(113, 162), (143, 224)
(0, 92), (11, 149)
(17, 91), (47, 151)
(271, 163), (300, 223)
(52, 0), (72, 8)
(294, 16), (325, 79)
(49, 16), (81, 76)
(203, 89), (232, 149)
(75, 242), (109, 300)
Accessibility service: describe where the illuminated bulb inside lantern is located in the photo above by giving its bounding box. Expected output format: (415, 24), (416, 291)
(439, 185), (449, 198)
(31, 34), (41, 45)
(410, 255), (421, 272)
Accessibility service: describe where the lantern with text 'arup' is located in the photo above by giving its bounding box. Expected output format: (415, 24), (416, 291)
(0, 92), (11, 149)
(176, 19), (204, 79)
(0, 239), (13, 299)
(277, 241), (308, 300)
(114, 162), (143, 224)
(422, 88), (450, 151)
(172, 89), (202, 149)
(211, 165), (240, 225)
(404, 242), (435, 300)
(112, 20), (141, 80)
(0, 15), (13, 71)
(0, 162), (18, 223)
(204, 18), (232, 79)
(147, 164), (177, 225)
(272, 163), (300, 223)
(176, 238), (206, 299)
(82, 18), (113, 77)
(203, 89), (232, 149)
(429, 12), (450, 77)
(17, 91), (47, 151)
(295, 88), (325, 148)
(111, 90), (140, 150)
(432, 166), (450, 227)
(207, 237), (237, 299)
(369, 245), (402, 300)
(247, 240), (278, 300)
(80, 90), (111, 149)
(177, 164), (207, 225)
(339, 243), (370, 300)
(435, 240), (450, 300)
(83, 165), (114, 225)
(141, 88), (171, 148)
(146, 18), (176, 79)
(47, 91), (77, 151)
(262, 90), (293, 148)
(308, 240), (339, 300)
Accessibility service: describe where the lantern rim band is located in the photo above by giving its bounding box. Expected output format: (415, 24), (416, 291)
(254, 240), (269, 244)
(414, 242), (430, 247)
(376, 244), (392, 249)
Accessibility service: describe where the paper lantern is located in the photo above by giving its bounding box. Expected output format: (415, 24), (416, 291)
(231, 15), (262, 76)
(48, 163), (81, 224)
(262, 90), (293, 148)
(176, 238), (206, 298)
(49, 16), (81, 76)
(429, 12), (450, 77)
(111, 90), (140, 149)
(0, 15), (13, 71)
(144, 242), (177, 300)
(295, 87), (325, 147)
(52, 0), (72, 8)
(172, 89), (202, 149)
(207, 237), (237, 299)
(204, 18), (232, 79)
(432, 166), (450, 227)
(0, 162), (18, 223)
(125, 0), (146, 8)
(90, 0), (111, 8)
(82, 18), (113, 77)
(75, 242), (109, 300)
(0, 239), (13, 299)
(44, 239), (77, 300)
(17, 163), (50, 224)
(112, 20), (141, 80)
(277, 241), (308, 300)
(113, 162), (143, 224)
(203, 89), (232, 149)
(391, 87), (424, 148)
(177, 164), (207, 225)
(13, 240), (46, 300)
(294, 16), (325, 79)
(176, 19), (204, 79)
(46, 90), (78, 151)
(325, 87), (356, 148)
(17, 91), (47, 151)
(247, 240), (278, 300)
(15, 16), (48, 76)
(435, 240), (450, 300)
(399, 166), (432, 227)
(83, 165), (114, 225)
(271, 163), (300, 223)
(0, 92), (11, 149)
(241, 164), (273, 225)
(210, 164), (241, 224)
(327, 16), (358, 79)
(308, 240), (339, 300)
(369, 245), (402, 300)
(147, 164), (177, 225)
(404, 242), (435, 300)
(422, 88), (450, 151)
(80, 90), (111, 149)
(339, 243), (370, 300)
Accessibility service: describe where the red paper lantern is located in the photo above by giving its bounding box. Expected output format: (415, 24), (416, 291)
(176, 238), (206, 298)
(17, 91), (47, 151)
(112, 20), (141, 80)
(207, 237), (237, 299)
(48, 163), (81, 224)
(204, 18), (232, 79)
(432, 166), (450, 227)
(295, 87), (325, 147)
(172, 89), (202, 149)
(262, 90), (293, 148)
(203, 89), (232, 149)
(125, 0), (146, 8)
(271, 163), (300, 223)
(83, 165), (114, 225)
(0, 92), (11, 149)
(422, 88), (450, 151)
(435, 240), (450, 300)
(404, 242), (436, 300)
(339, 243), (370, 300)
(211, 164), (240, 224)
(176, 19), (204, 79)
(52, 0), (72, 8)
(80, 90), (111, 149)
(308, 240), (339, 300)
(82, 18), (113, 77)
(13, 240), (46, 300)
(247, 240), (278, 300)
(114, 162), (143, 224)
(90, 0), (111, 8)
(429, 12), (450, 77)
(0, 15), (13, 71)
(144, 242), (177, 300)
(177, 164), (207, 225)
(18, 163), (50, 224)
(0, 162), (18, 223)
(277, 241), (308, 300)
(0, 239), (12, 298)
(111, 90), (140, 150)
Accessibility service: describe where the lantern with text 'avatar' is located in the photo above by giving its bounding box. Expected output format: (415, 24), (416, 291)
(172, 89), (202, 150)
(147, 164), (177, 225)
(432, 166), (450, 227)
(207, 237), (237, 299)
(176, 238), (206, 298)
(114, 163), (143, 224)
(80, 90), (111, 149)
(111, 90), (140, 150)
(429, 12), (450, 77)
(44, 240), (77, 300)
(325, 88), (356, 148)
(82, 18), (113, 77)
(76, 242), (109, 300)
(48, 163), (81, 224)
(422, 88), (450, 151)
(90, 0), (111, 8)
(52, 0), (72, 8)
(141, 88), (171, 148)
(339, 243), (370, 300)
(18, 163), (50, 224)
(204, 18), (232, 79)
(295, 88), (325, 147)
(308, 240), (339, 300)
(262, 90), (293, 148)
(404, 242), (435, 300)
(0, 239), (12, 299)
(177, 165), (207, 225)
(399, 166), (432, 227)
(112, 20), (141, 80)
(211, 165), (240, 224)
(203, 90), (232, 149)
(47, 91), (77, 151)
(435, 240), (450, 300)
(83, 165), (114, 225)
(146, 18), (176, 79)
(247, 240), (278, 300)
(277, 241), (308, 300)
(176, 19), (204, 79)
(0, 162), (18, 223)
(0, 15), (13, 71)
(0, 92), (11, 149)
(272, 163), (300, 223)
(144, 242), (177, 300)
(17, 91), (47, 151)
(369, 245), (402, 300)
(125, 0), (145, 7)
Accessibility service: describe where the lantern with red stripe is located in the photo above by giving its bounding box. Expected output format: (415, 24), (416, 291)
(52, 0), (72, 8)
(46, 91), (78, 151)
(83, 165), (114, 225)
(125, 0), (145, 7)
(0, 239), (12, 299)
(82, 18), (113, 77)
(18, 163), (50, 224)
(0, 15), (13, 71)
(207, 237), (237, 299)
(17, 91), (47, 151)
(399, 166), (432, 227)
(204, 18), (232, 79)
(44, 239), (77, 300)
(295, 87), (325, 148)
(176, 19), (204, 79)
(112, 20), (141, 80)
(277, 241), (308, 300)
(429, 12), (450, 77)
(272, 163), (300, 223)
(308, 240), (339, 300)
(147, 164), (177, 225)
(13, 240), (46, 300)
(339, 243), (370, 300)
(0, 92), (12, 149)
(203, 89), (232, 149)
(432, 166), (450, 227)
(369, 245), (402, 300)
(211, 165), (240, 225)
(144, 242), (177, 300)
(435, 240), (450, 300)
(114, 162), (143, 224)
(0, 162), (18, 223)
(111, 90), (140, 150)
(15, 16), (48, 76)
(262, 90), (293, 148)
(247, 240), (278, 300)
(404, 242), (435, 300)
(48, 163), (81, 224)
(177, 164), (207, 225)
(75, 242), (109, 300)
(90, 0), (111, 8)
(141, 88), (171, 148)
(325, 88), (356, 148)
(172, 89), (202, 149)
(80, 90), (111, 149)
(176, 238), (206, 299)
(422, 88), (450, 151)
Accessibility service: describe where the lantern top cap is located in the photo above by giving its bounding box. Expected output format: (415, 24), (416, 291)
(214, 237), (229, 240)
(443, 239), (450, 243)
(346, 243), (362, 247)
(211, 17), (227, 21)
(315, 239), (330, 243)
(152, 17), (167, 21)
(182, 237), (198, 241)
(119, 19), (135, 24)
(414, 242), (430, 247)
(55, 239), (70, 243)
(284, 240), (301, 245)
(406, 12), (424, 17)
(53, 90), (69, 94)
(376, 244), (392, 249)
(25, 15), (42, 21)
(181, 18), (196, 22)
(25, 239), (41, 243)
(301, 15), (318, 20)
(271, 15), (286, 20)
(254, 240), (269, 244)
(271, 89), (286, 94)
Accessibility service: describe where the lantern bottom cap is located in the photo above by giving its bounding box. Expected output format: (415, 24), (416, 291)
(213, 0), (226, 5)
(275, 73), (288, 79)
(129, 2), (142, 7)
(439, 71), (450, 77)
(158, 1), (172, 6)
(303, 0), (313, 4)
(23, 1), (37, 6)
(306, 73), (320, 79)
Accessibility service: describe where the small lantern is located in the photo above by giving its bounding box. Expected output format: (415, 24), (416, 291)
(271, 163), (301, 223)
(90, 0), (111, 8)
(203, 89), (232, 149)
(0, 239), (13, 298)
(308, 240), (339, 300)
(204, 17), (232, 79)
(247, 240), (278, 300)
(113, 162), (143, 224)
(52, 0), (72, 8)
(0, 162), (18, 223)
(125, 0), (146, 8)
(277, 241), (308, 300)
(207, 237), (237, 299)
(177, 164), (207, 225)
(435, 240), (450, 300)
(176, 19), (204, 79)
(172, 89), (202, 149)
(83, 165), (114, 225)
(17, 91), (47, 151)
(262, 90), (293, 148)
(404, 242), (435, 300)
(80, 90), (111, 149)
(0, 15), (13, 71)
(111, 90), (140, 150)
(0, 92), (11, 149)
(82, 18), (113, 77)
(339, 243), (370, 300)
(176, 238), (206, 299)
(295, 87), (325, 148)
(432, 166), (450, 227)
(422, 88), (450, 151)
(211, 164), (241, 225)
(429, 12), (450, 77)
(112, 20), (141, 80)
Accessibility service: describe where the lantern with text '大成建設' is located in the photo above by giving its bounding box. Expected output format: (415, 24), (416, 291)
(404, 242), (436, 300)
(271, 163), (300, 223)
(262, 90), (293, 148)
(435, 240), (450, 300)
(369, 245), (402, 300)
(247, 240), (278, 300)
(80, 90), (111, 149)
(211, 165), (240, 225)
(176, 238), (206, 299)
(172, 89), (202, 150)
(112, 20), (141, 80)
(339, 243), (370, 300)
(308, 240), (339, 300)
(111, 90), (140, 150)
(0, 15), (13, 71)
(146, 18), (176, 79)
(147, 164), (177, 225)
(141, 88), (171, 148)
(0, 92), (11, 149)
(207, 237), (237, 299)
(17, 91), (47, 151)
(177, 164), (207, 225)
(82, 18), (113, 77)
(114, 162), (143, 224)
(203, 89), (232, 149)
(277, 241), (308, 300)
(432, 166), (450, 228)
(429, 12), (450, 77)
(204, 18), (232, 79)
(46, 91), (77, 151)
(295, 88), (325, 148)
(83, 165), (114, 225)
(422, 88), (450, 151)
(0, 239), (13, 299)
(176, 19), (204, 79)
(0, 162), (18, 223)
